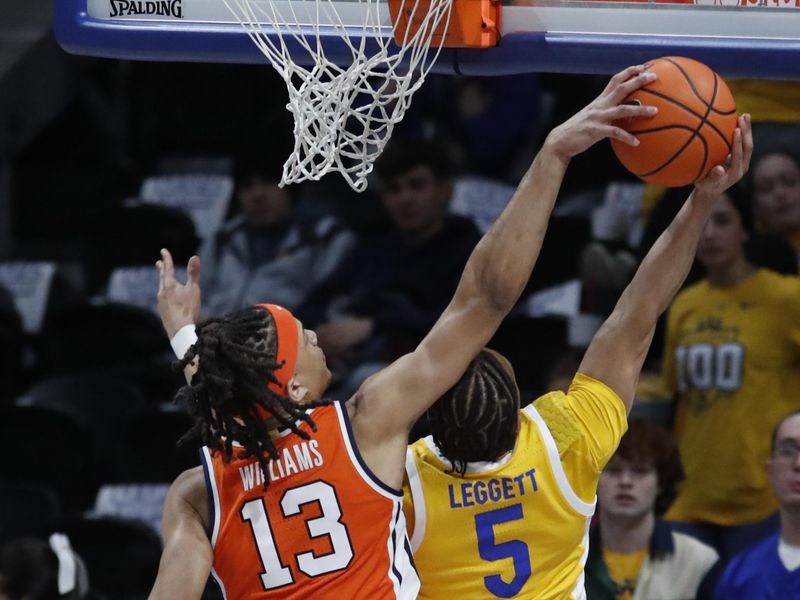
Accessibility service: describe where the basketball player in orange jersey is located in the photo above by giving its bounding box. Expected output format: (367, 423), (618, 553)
(148, 65), (662, 599)
(403, 117), (753, 598)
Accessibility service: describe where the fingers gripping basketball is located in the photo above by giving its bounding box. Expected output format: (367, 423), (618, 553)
(611, 56), (738, 187)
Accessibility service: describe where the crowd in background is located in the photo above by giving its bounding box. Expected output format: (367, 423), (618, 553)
(1, 54), (800, 599)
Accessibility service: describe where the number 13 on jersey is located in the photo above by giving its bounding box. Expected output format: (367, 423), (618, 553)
(241, 480), (355, 590)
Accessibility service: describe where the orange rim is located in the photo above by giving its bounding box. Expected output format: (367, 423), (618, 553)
(388, 0), (501, 48)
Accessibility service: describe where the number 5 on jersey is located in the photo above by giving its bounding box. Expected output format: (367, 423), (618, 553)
(241, 481), (354, 589)
(476, 504), (532, 598)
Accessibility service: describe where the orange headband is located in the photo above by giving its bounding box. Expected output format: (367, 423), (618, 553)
(256, 304), (299, 398)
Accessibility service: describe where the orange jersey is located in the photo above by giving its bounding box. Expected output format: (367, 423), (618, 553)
(200, 402), (419, 599)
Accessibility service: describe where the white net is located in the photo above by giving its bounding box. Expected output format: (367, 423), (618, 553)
(221, 0), (455, 191)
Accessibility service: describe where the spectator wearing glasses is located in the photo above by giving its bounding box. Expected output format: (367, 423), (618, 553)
(714, 410), (800, 599)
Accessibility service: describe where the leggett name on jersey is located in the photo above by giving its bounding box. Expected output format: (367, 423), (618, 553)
(449, 468), (539, 509)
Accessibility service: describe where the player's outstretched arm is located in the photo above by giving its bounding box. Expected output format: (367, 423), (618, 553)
(149, 468), (213, 599)
(579, 114), (753, 412)
(359, 65), (659, 432)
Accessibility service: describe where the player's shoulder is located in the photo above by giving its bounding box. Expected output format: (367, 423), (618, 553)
(165, 466), (209, 527)
(170, 466), (206, 497)
(528, 374), (624, 420)
(529, 374), (627, 462)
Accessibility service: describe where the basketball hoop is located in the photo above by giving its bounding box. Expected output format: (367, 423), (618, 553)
(221, 0), (500, 191)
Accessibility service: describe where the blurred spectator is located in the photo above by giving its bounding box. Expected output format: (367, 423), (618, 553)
(297, 140), (481, 396)
(85, 203), (200, 296)
(395, 74), (543, 182)
(713, 411), (800, 599)
(586, 420), (719, 600)
(543, 348), (583, 394)
(636, 184), (797, 369)
(725, 80), (800, 152)
(661, 190), (800, 560)
(750, 148), (800, 267)
(200, 155), (354, 315)
(447, 75), (543, 181)
(0, 535), (90, 600)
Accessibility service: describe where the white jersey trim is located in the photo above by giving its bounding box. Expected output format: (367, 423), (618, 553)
(386, 502), (401, 596)
(405, 449), (427, 553)
(523, 404), (595, 516)
(422, 435), (514, 473)
(570, 516), (592, 600)
(392, 503), (421, 599)
(334, 401), (403, 500)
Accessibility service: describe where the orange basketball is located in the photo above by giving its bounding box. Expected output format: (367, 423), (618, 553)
(610, 56), (738, 187)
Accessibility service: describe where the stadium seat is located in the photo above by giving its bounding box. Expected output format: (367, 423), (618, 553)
(0, 483), (60, 544)
(113, 408), (201, 483)
(18, 374), (149, 468)
(156, 153), (234, 176)
(39, 303), (171, 381)
(0, 406), (98, 512)
(20, 373), (147, 428)
(0, 289), (24, 403)
(83, 203), (199, 294)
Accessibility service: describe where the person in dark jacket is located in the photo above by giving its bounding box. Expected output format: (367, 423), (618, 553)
(297, 140), (481, 396)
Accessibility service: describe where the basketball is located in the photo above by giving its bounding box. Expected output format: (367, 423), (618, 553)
(610, 56), (738, 187)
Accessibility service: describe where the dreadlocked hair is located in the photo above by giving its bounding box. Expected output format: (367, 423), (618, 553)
(427, 349), (519, 476)
(173, 307), (331, 489)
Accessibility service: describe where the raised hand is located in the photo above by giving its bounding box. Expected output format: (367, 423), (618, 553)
(547, 64), (658, 162)
(156, 248), (201, 339)
(695, 114), (753, 199)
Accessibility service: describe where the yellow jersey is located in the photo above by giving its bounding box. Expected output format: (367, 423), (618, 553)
(602, 548), (647, 600)
(663, 269), (800, 525)
(404, 373), (627, 599)
(725, 80), (800, 123)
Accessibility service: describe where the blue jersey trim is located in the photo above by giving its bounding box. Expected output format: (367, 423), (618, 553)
(337, 400), (403, 497)
(404, 537), (417, 572)
(391, 508), (403, 586)
(199, 447), (216, 543)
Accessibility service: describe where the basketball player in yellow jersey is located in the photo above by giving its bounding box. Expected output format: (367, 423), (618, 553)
(403, 115), (753, 600)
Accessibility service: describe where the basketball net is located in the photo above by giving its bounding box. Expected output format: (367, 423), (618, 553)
(221, 0), (457, 191)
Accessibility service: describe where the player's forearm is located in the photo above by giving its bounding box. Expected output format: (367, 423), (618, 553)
(149, 547), (211, 600)
(458, 138), (569, 312)
(619, 188), (716, 330)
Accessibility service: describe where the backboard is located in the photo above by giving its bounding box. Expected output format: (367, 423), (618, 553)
(56, 0), (800, 78)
